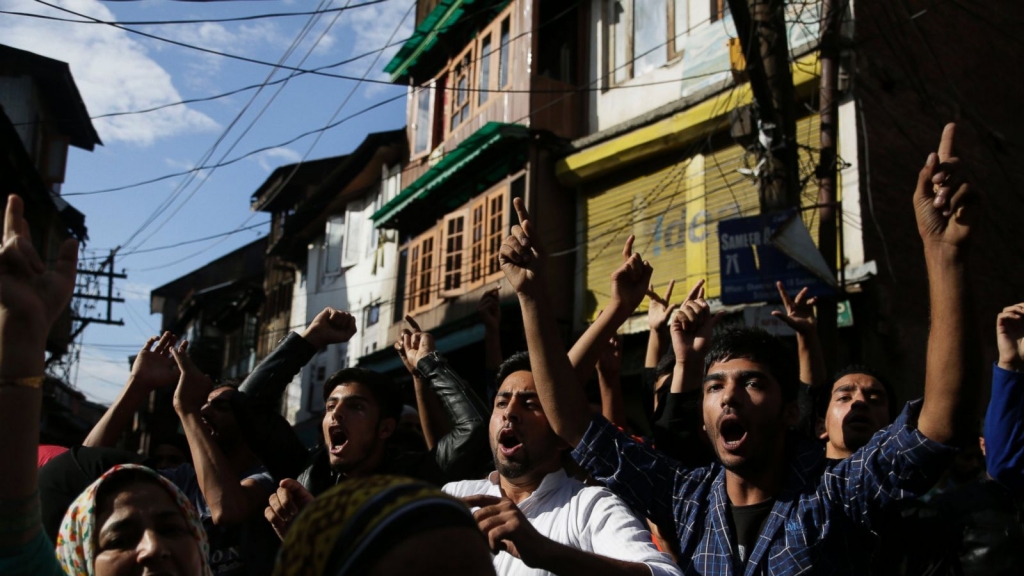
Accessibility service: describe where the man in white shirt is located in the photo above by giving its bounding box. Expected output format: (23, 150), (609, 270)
(444, 351), (681, 576)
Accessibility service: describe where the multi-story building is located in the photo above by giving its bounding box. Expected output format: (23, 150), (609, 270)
(0, 43), (102, 444)
(251, 130), (405, 440)
(360, 0), (587, 388)
(143, 238), (267, 449)
(0, 43), (99, 355)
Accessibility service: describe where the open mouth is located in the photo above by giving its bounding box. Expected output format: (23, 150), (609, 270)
(497, 428), (523, 456)
(328, 426), (349, 455)
(719, 416), (748, 450)
(844, 413), (876, 429)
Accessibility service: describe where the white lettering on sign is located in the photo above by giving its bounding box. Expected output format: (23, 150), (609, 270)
(725, 253), (741, 275)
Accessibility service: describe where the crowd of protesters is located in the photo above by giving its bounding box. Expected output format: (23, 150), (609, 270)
(1, 122), (1022, 576)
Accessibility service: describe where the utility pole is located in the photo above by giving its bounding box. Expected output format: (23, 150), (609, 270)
(71, 249), (127, 340)
(727, 0), (801, 211)
(816, 0), (842, 374)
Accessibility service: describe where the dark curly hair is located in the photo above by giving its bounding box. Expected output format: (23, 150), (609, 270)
(703, 327), (799, 402)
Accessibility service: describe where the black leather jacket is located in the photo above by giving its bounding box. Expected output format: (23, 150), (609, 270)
(235, 332), (319, 482)
(298, 350), (490, 495)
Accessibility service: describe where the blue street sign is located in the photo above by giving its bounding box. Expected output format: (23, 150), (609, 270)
(718, 209), (834, 305)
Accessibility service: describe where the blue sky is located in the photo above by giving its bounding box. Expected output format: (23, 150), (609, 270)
(1, 0), (413, 403)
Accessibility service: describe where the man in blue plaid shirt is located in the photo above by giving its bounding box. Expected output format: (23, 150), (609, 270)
(496, 123), (978, 574)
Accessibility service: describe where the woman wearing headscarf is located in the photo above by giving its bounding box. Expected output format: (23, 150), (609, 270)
(273, 475), (495, 576)
(55, 464), (212, 576)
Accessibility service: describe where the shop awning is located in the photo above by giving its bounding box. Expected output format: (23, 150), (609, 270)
(370, 122), (529, 229)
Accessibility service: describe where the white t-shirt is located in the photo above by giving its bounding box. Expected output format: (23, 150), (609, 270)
(443, 469), (681, 576)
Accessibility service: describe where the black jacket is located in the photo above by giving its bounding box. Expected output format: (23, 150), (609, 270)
(297, 350), (490, 495)
(236, 332), (319, 482)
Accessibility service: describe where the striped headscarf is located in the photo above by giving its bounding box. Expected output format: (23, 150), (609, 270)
(274, 475), (479, 576)
(54, 464), (212, 576)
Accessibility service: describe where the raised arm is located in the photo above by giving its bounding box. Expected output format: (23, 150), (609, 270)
(479, 286), (503, 372)
(668, 279), (722, 394)
(501, 199), (651, 446)
(567, 236), (651, 385)
(396, 316), (449, 450)
(597, 335), (627, 427)
(645, 279), (678, 367)
(915, 123), (979, 444)
(771, 282), (826, 388)
(238, 307), (355, 409)
(171, 344), (266, 526)
(986, 303), (1024, 490)
(83, 332), (179, 448)
(0, 195), (77, 549)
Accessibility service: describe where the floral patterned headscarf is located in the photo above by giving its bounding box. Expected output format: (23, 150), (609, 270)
(54, 464), (212, 576)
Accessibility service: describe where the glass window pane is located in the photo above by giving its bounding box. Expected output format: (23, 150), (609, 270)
(499, 18), (510, 87)
(634, 0), (668, 76)
(479, 34), (492, 105)
(325, 215), (344, 275)
(414, 86), (430, 154)
(674, 0), (688, 52)
(611, 1), (628, 83)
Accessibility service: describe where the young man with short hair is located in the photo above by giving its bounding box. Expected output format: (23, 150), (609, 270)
(264, 325), (490, 538)
(443, 351), (681, 576)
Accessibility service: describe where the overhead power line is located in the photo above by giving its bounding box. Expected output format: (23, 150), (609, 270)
(80, 221), (268, 260)
(32, 0), (417, 89)
(5, 0), (386, 25)
(120, 0), (360, 255)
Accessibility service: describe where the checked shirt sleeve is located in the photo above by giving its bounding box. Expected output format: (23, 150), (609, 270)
(572, 413), (703, 535)
(985, 364), (1024, 492)
(823, 399), (957, 528)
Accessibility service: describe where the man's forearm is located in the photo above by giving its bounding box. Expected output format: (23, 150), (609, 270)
(669, 360), (703, 394)
(530, 539), (652, 576)
(83, 379), (149, 448)
(484, 326), (503, 372)
(645, 330), (665, 368)
(521, 290), (600, 446)
(568, 305), (629, 386)
(919, 248), (976, 443)
(413, 375), (448, 450)
(597, 369), (626, 427)
(179, 412), (250, 525)
(796, 330), (826, 388)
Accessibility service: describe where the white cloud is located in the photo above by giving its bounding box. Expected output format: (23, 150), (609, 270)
(344, 0), (415, 97)
(257, 147), (303, 171)
(0, 0), (219, 146)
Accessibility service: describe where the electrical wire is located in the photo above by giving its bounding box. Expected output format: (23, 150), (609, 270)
(116, 0), (339, 253)
(79, 221), (268, 260)
(128, 0), (415, 272)
(5, 0), (386, 26)
(122, 0), (361, 255)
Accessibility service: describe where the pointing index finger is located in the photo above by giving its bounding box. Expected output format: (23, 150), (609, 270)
(663, 279), (676, 302)
(685, 279), (706, 302)
(938, 122), (955, 162)
(513, 197), (530, 230)
(622, 235), (635, 261)
(404, 314), (422, 333)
